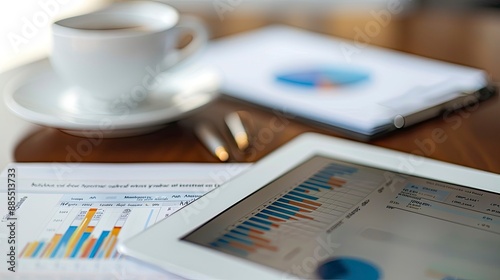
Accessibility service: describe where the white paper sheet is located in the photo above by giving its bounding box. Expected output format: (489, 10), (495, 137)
(0, 162), (251, 279)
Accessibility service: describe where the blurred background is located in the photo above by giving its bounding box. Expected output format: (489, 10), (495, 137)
(165, 0), (500, 81)
(1, 0), (499, 78)
(1, 0), (499, 167)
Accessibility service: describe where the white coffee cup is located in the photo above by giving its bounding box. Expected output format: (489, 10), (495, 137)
(51, 1), (208, 114)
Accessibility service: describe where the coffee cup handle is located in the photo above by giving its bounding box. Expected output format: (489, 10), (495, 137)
(161, 16), (209, 70)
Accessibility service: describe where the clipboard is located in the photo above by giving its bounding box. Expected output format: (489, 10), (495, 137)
(198, 25), (496, 139)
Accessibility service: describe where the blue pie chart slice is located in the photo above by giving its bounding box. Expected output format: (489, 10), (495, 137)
(316, 257), (381, 280)
(275, 67), (370, 88)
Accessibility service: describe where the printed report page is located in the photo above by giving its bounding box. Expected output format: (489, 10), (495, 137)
(0, 162), (250, 278)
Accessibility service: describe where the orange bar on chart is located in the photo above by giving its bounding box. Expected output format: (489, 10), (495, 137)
(249, 228), (265, 235)
(64, 208), (97, 258)
(104, 226), (122, 259)
(41, 234), (62, 258)
(19, 247), (28, 259)
(229, 241), (257, 253)
(267, 216), (286, 223)
(289, 200), (317, 211)
(253, 242), (278, 252)
(294, 213), (314, 220)
(81, 238), (97, 258)
(328, 177), (346, 187)
(301, 199), (322, 207)
(19, 242), (30, 258)
(22, 241), (39, 258)
(248, 234), (271, 244)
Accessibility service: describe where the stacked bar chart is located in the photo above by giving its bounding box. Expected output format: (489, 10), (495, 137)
(208, 162), (382, 257)
(20, 208), (133, 259)
(183, 157), (500, 279)
(19, 192), (203, 260)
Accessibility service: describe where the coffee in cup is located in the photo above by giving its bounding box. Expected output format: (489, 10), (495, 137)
(51, 1), (208, 114)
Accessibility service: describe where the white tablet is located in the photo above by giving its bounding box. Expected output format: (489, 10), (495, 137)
(118, 133), (500, 280)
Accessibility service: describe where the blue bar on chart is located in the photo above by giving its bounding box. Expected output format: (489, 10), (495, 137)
(208, 162), (369, 256)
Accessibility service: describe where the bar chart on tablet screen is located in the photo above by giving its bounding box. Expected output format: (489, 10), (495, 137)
(208, 163), (384, 257)
(185, 157), (500, 279)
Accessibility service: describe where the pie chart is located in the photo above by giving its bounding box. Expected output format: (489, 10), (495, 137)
(316, 257), (381, 280)
(275, 67), (370, 89)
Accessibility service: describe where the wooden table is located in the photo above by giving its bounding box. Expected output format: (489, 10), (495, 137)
(14, 91), (500, 173)
(12, 8), (500, 174)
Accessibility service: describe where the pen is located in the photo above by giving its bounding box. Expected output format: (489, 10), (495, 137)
(392, 90), (484, 129)
(195, 123), (230, 162)
(224, 112), (249, 151)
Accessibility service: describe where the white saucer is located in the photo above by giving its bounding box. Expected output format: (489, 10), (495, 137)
(3, 59), (220, 137)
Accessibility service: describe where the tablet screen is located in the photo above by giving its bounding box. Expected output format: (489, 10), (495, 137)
(183, 156), (500, 280)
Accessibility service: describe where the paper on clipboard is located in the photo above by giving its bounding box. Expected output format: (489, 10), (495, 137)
(198, 25), (491, 137)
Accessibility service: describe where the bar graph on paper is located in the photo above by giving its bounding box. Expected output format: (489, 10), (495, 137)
(208, 163), (382, 257)
(21, 208), (126, 259)
(18, 193), (201, 260)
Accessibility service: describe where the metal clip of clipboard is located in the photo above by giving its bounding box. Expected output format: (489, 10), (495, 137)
(392, 84), (497, 129)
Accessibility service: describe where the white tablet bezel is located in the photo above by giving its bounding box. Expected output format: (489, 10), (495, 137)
(118, 133), (500, 279)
